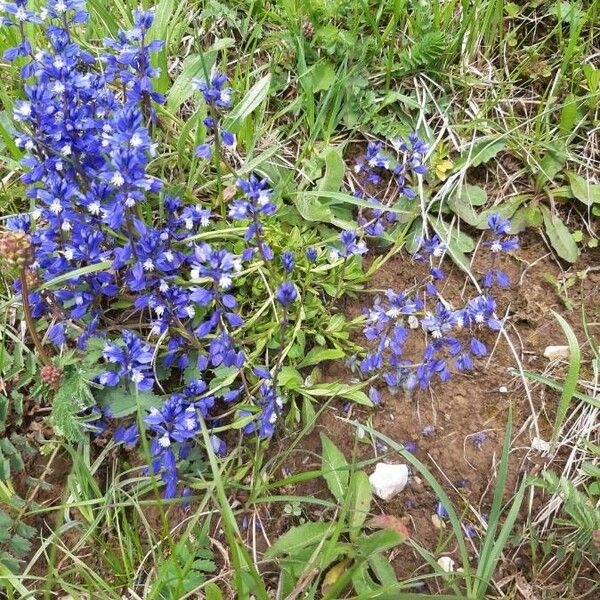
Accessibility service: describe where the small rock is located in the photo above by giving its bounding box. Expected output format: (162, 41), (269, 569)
(410, 476), (424, 491)
(531, 437), (551, 453)
(543, 345), (570, 361)
(499, 386), (508, 393)
(437, 556), (455, 572)
(369, 463), (409, 500)
(431, 514), (445, 529)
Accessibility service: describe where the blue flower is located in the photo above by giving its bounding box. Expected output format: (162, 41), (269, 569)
(97, 330), (154, 391)
(306, 247), (317, 263)
(193, 72), (233, 109)
(334, 230), (367, 258)
(275, 281), (297, 306)
(221, 130), (236, 148)
(229, 175), (276, 257)
(114, 424), (139, 449)
(281, 250), (295, 273)
(195, 143), (212, 160)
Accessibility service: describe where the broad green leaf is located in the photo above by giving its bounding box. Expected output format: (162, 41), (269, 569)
(8, 534), (31, 557)
(559, 94), (580, 137)
(264, 522), (332, 559)
(277, 366), (303, 389)
(317, 146), (345, 194)
(302, 397), (317, 431)
(541, 205), (580, 263)
(311, 62), (336, 92)
(204, 582), (224, 600)
(460, 184), (487, 206)
(454, 136), (505, 169)
(301, 383), (372, 406)
(566, 172), (600, 206)
(293, 194), (333, 223)
(349, 471), (372, 535)
(357, 529), (404, 557)
(223, 73), (272, 133)
(535, 143), (566, 188)
(320, 433), (349, 502)
(95, 386), (165, 418)
(297, 347), (345, 368)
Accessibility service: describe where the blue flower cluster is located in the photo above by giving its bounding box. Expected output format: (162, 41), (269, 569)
(193, 71), (236, 160)
(361, 215), (516, 393)
(3, 1), (303, 499)
(353, 135), (428, 238)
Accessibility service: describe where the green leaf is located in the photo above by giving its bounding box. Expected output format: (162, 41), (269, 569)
(223, 73), (272, 133)
(264, 522), (332, 559)
(292, 194), (333, 223)
(277, 366), (303, 389)
(0, 511), (12, 528)
(536, 143), (566, 188)
(310, 62), (336, 92)
(320, 433), (349, 502)
(0, 551), (20, 573)
(51, 369), (95, 442)
(429, 218), (473, 271)
(317, 147), (345, 194)
(447, 185), (487, 226)
(454, 136), (505, 169)
(302, 397), (317, 431)
(297, 348), (345, 368)
(566, 172), (600, 206)
(8, 534), (31, 557)
(204, 582), (224, 600)
(550, 312), (581, 446)
(349, 471), (372, 536)
(95, 386), (165, 418)
(559, 94), (580, 137)
(301, 382), (372, 406)
(0, 457), (10, 481)
(357, 529), (404, 557)
(541, 205), (580, 263)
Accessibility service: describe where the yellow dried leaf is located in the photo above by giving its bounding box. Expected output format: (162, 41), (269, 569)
(434, 159), (454, 181)
(321, 559), (351, 595)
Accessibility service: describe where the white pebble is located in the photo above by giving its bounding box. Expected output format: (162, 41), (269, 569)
(431, 514), (445, 529)
(543, 345), (570, 361)
(437, 556), (455, 572)
(369, 463), (409, 500)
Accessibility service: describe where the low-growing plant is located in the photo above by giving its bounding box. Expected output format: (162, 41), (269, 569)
(0, 1), (428, 506)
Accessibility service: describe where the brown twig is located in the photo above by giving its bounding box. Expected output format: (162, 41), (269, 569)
(20, 270), (50, 366)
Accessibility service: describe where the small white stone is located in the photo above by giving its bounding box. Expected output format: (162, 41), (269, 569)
(499, 386), (509, 393)
(532, 437), (550, 453)
(369, 463), (409, 500)
(543, 345), (570, 361)
(437, 556), (455, 572)
(431, 514), (445, 529)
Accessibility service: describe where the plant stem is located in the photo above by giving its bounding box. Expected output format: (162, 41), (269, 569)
(20, 270), (50, 366)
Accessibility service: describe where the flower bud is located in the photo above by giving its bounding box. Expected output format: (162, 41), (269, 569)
(40, 365), (63, 391)
(0, 231), (35, 270)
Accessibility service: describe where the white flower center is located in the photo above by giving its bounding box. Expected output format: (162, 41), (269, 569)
(111, 172), (124, 187)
